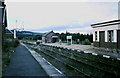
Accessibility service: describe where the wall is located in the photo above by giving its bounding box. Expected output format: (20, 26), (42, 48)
(42, 37), (45, 43)
(46, 32), (54, 43)
(92, 24), (119, 49)
(0, 2), (2, 77)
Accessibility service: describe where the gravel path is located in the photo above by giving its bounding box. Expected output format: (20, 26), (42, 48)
(43, 43), (120, 59)
(44, 43), (93, 51)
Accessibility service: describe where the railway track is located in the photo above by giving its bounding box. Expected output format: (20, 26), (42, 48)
(45, 45), (120, 68)
(40, 45), (120, 78)
(27, 44), (120, 78)
(33, 48), (89, 77)
(48, 45), (120, 69)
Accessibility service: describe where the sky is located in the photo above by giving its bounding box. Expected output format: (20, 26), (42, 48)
(5, 0), (118, 34)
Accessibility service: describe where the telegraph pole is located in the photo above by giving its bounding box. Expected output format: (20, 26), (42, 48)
(14, 20), (17, 39)
(22, 21), (24, 31)
(13, 20), (24, 39)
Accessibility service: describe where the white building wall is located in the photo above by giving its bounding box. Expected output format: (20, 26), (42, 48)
(113, 30), (117, 42)
(93, 31), (95, 41)
(93, 24), (119, 43)
(105, 30), (108, 42)
(97, 31), (99, 42)
(93, 25), (119, 31)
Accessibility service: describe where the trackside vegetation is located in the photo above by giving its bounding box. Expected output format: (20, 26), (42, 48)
(2, 39), (19, 72)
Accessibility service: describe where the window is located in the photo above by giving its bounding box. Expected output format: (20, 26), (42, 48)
(108, 30), (113, 42)
(95, 31), (97, 41)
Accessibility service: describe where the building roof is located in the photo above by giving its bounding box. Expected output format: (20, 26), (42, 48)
(91, 19), (120, 28)
(42, 30), (54, 37)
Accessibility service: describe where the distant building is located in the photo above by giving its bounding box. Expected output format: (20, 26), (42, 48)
(91, 20), (120, 49)
(42, 31), (58, 43)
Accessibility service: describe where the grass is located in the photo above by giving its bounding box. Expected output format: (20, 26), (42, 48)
(2, 39), (19, 72)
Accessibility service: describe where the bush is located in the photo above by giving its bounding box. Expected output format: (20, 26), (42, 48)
(72, 40), (77, 44)
(18, 37), (23, 40)
(82, 39), (91, 45)
(13, 40), (19, 48)
(3, 39), (19, 51)
(63, 41), (67, 43)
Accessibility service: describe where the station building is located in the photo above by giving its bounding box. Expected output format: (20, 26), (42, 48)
(91, 20), (120, 49)
(42, 30), (58, 43)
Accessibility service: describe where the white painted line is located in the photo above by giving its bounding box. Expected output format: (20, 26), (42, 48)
(92, 53), (98, 56)
(47, 61), (52, 65)
(84, 51), (89, 53)
(103, 55), (110, 58)
(77, 50), (80, 52)
(38, 54), (41, 56)
(55, 68), (62, 74)
(117, 58), (120, 60)
(43, 58), (46, 60)
(67, 48), (70, 50)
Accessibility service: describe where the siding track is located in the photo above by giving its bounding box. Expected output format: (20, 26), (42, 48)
(26, 43), (120, 78)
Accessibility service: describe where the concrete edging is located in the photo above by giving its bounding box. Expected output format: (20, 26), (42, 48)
(21, 43), (65, 77)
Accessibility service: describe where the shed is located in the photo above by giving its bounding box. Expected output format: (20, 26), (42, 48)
(42, 31), (58, 43)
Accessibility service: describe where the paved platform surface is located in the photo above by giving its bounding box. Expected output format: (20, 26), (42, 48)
(3, 44), (48, 76)
(44, 43), (92, 51)
(22, 43), (65, 76)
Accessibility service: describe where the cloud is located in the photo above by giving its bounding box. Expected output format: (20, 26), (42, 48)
(6, 2), (118, 33)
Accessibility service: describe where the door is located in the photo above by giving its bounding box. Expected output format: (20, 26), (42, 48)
(117, 30), (120, 49)
(52, 38), (57, 43)
(99, 31), (105, 47)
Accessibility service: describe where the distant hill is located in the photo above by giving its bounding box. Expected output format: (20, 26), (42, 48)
(10, 30), (44, 37)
